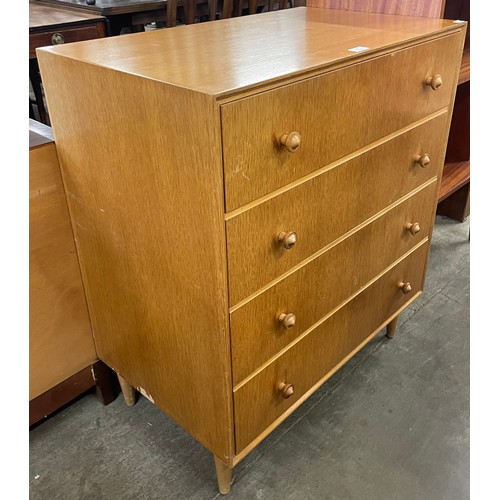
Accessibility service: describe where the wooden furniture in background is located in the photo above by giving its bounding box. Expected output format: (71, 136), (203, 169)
(34, 0), (167, 34)
(307, 0), (470, 223)
(437, 0), (470, 221)
(166, 0), (233, 27)
(37, 8), (466, 493)
(231, 0), (291, 17)
(305, 0), (446, 17)
(29, 119), (116, 426)
(29, 1), (107, 124)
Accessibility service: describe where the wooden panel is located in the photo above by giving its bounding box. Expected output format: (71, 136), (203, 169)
(234, 241), (429, 452)
(29, 142), (97, 400)
(306, 0), (445, 18)
(438, 161), (470, 202)
(30, 1), (107, 28)
(458, 48), (470, 85)
(29, 365), (94, 426)
(445, 81), (469, 163)
(30, 23), (106, 59)
(437, 181), (469, 222)
(36, 0), (167, 16)
(37, 52), (234, 462)
(29, 359), (118, 426)
(36, 8), (464, 98)
(231, 180), (437, 385)
(226, 113), (448, 305)
(222, 33), (461, 210)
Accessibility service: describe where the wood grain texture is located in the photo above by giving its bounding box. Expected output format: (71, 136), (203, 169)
(36, 0), (167, 16)
(36, 7), (464, 98)
(386, 315), (398, 338)
(458, 48), (470, 85)
(222, 33), (460, 210)
(233, 241), (429, 452)
(30, 360), (117, 426)
(306, 0), (445, 18)
(37, 52), (235, 463)
(29, 141), (97, 400)
(30, 24), (107, 59)
(29, 365), (95, 426)
(214, 456), (232, 494)
(36, 9), (467, 476)
(230, 180), (437, 385)
(437, 181), (469, 222)
(438, 161), (470, 202)
(117, 374), (137, 407)
(29, 1), (106, 28)
(226, 113), (448, 305)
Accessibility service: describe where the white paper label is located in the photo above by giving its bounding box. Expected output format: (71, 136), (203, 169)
(348, 46), (370, 53)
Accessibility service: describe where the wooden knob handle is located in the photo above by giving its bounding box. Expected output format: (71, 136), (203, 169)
(398, 282), (412, 294)
(414, 154), (430, 168)
(280, 132), (302, 153)
(278, 382), (294, 399)
(278, 312), (296, 329)
(425, 74), (443, 90)
(278, 231), (297, 249)
(405, 222), (421, 235)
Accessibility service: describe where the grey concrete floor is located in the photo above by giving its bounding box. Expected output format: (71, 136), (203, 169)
(29, 215), (470, 500)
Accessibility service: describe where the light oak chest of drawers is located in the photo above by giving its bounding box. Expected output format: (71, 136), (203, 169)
(38, 7), (466, 494)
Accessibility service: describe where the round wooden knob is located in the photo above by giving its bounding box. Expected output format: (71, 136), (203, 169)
(278, 312), (296, 330)
(278, 382), (294, 399)
(280, 132), (302, 153)
(278, 231), (297, 249)
(414, 154), (430, 168)
(398, 282), (412, 294)
(425, 74), (443, 90)
(405, 222), (421, 235)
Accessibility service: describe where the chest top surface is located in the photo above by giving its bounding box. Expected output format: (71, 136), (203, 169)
(37, 7), (465, 98)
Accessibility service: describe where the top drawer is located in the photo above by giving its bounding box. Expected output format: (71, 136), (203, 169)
(221, 33), (462, 211)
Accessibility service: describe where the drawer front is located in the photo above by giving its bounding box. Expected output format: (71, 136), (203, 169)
(222, 33), (462, 211)
(230, 180), (437, 386)
(234, 241), (429, 452)
(227, 113), (447, 305)
(30, 24), (106, 58)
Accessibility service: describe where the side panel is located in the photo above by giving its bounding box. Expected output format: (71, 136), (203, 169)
(37, 52), (234, 462)
(29, 142), (97, 400)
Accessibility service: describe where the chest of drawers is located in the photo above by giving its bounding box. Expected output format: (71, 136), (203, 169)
(37, 7), (466, 494)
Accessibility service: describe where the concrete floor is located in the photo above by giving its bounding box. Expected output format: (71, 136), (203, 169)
(29, 215), (470, 500)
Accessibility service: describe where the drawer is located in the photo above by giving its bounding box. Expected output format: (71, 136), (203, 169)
(227, 113), (447, 305)
(230, 180), (437, 386)
(222, 33), (462, 211)
(233, 241), (429, 452)
(30, 23), (106, 58)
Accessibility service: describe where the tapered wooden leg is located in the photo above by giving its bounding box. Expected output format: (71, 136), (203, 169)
(117, 374), (137, 406)
(214, 456), (232, 495)
(386, 316), (398, 339)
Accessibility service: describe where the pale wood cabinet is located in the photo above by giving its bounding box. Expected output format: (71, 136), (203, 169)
(37, 8), (466, 493)
(29, 119), (112, 426)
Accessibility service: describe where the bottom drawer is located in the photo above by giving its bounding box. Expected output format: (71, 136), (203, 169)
(233, 241), (429, 453)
